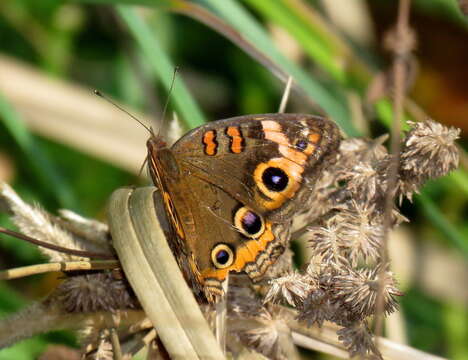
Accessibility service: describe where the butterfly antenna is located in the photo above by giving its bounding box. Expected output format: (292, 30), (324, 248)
(94, 90), (153, 134)
(158, 66), (179, 137)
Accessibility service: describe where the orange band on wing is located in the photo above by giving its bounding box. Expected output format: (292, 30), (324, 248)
(261, 120), (314, 165)
(301, 143), (316, 156)
(308, 132), (321, 144)
(278, 144), (308, 164)
(202, 130), (217, 156)
(200, 223), (275, 282)
(226, 126), (244, 153)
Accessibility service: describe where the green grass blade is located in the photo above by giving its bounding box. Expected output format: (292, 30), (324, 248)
(73, 0), (357, 134)
(198, 0), (358, 136)
(416, 191), (468, 258)
(117, 6), (207, 128)
(448, 169), (468, 197)
(0, 93), (76, 208)
(243, 0), (345, 82)
(73, 0), (166, 5)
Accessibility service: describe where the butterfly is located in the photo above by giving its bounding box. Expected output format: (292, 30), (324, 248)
(146, 113), (340, 301)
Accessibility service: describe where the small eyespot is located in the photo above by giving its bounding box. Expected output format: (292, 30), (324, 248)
(211, 244), (234, 269)
(262, 167), (289, 192)
(295, 139), (308, 151)
(234, 207), (265, 238)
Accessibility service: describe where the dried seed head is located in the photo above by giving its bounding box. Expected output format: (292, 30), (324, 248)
(299, 172), (338, 224)
(263, 248), (294, 280)
(58, 209), (111, 251)
(399, 120), (460, 201)
(264, 272), (312, 307)
(297, 137), (389, 226)
(331, 202), (384, 266)
(56, 272), (136, 313)
(297, 288), (336, 327)
(340, 162), (383, 203)
(298, 267), (342, 327)
(12, 203), (85, 262)
(239, 310), (290, 360)
(337, 321), (382, 359)
(0, 182), (112, 261)
(307, 224), (350, 268)
(339, 137), (389, 165)
(332, 267), (401, 319)
(331, 137), (390, 207)
(228, 288), (264, 319)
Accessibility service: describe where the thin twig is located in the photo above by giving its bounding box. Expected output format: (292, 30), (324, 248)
(375, 0), (412, 339)
(0, 226), (115, 259)
(0, 260), (120, 280)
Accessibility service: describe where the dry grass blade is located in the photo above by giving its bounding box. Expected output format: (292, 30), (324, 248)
(0, 260), (120, 280)
(278, 76), (293, 113)
(0, 55), (149, 174)
(110, 327), (123, 360)
(291, 329), (447, 360)
(107, 187), (225, 359)
(0, 299), (145, 350)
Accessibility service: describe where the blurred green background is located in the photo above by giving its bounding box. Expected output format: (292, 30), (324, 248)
(0, 0), (466, 359)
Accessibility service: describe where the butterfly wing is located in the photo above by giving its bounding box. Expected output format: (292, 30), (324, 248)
(159, 114), (340, 299)
(172, 113), (340, 220)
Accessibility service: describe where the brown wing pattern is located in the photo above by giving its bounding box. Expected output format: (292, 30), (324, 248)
(149, 114), (340, 300)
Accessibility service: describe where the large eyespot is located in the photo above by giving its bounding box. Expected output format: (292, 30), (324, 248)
(253, 158), (303, 210)
(234, 207), (265, 238)
(261, 167), (289, 192)
(211, 244), (235, 269)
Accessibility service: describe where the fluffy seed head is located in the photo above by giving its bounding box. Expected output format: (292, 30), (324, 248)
(239, 310), (290, 360)
(399, 120), (460, 200)
(264, 272), (312, 307)
(332, 267), (402, 318)
(337, 321), (382, 359)
(56, 272), (136, 313)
